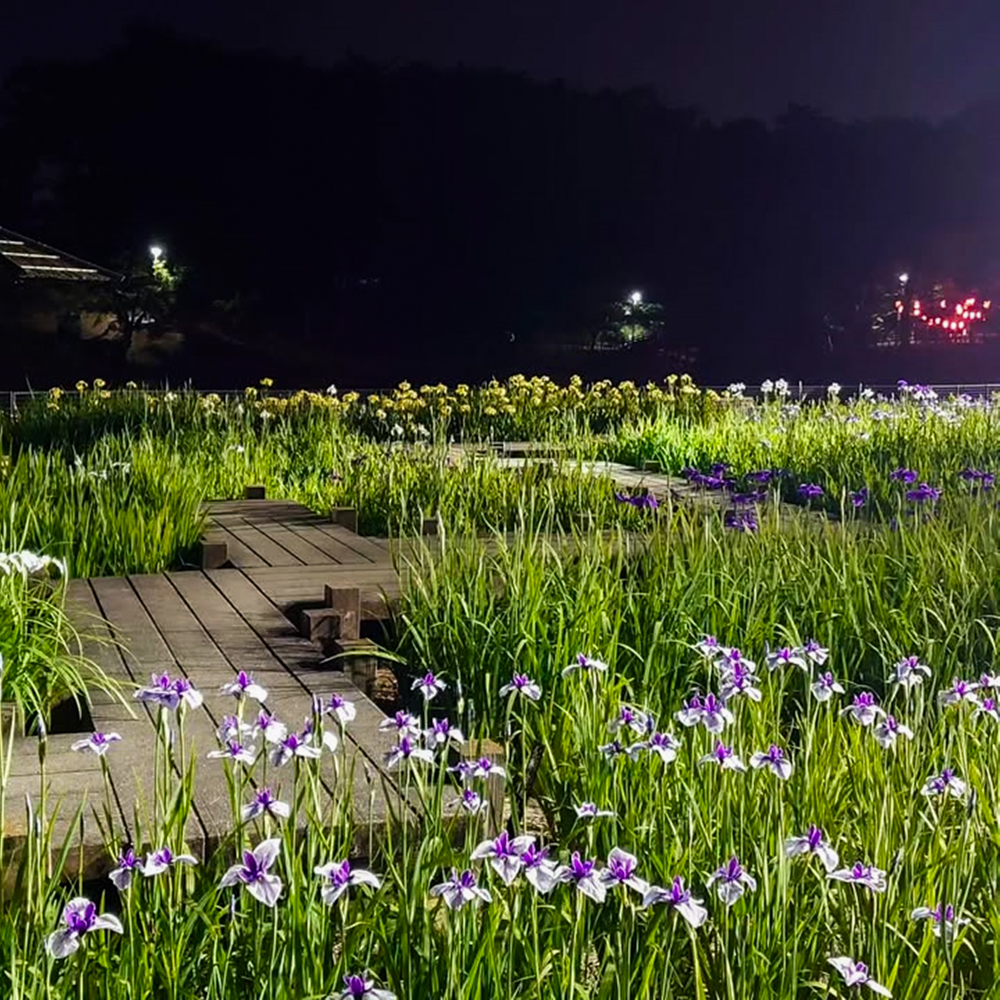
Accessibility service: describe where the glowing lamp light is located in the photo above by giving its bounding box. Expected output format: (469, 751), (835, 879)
(149, 245), (164, 261)
(898, 272), (909, 285)
(985, 300), (992, 309)
(941, 300), (947, 308)
(628, 290), (643, 307)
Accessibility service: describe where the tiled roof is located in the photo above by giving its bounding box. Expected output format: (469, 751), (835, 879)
(0, 227), (118, 282)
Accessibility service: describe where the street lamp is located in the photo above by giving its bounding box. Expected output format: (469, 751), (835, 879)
(628, 290), (643, 306)
(898, 272), (909, 286)
(149, 245), (164, 262)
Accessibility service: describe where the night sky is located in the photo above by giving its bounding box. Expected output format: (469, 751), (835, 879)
(4, 0), (1000, 122)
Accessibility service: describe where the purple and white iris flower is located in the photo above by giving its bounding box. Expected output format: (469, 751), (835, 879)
(641, 876), (708, 927)
(827, 957), (892, 996)
(562, 653), (609, 678)
(458, 789), (487, 814)
(873, 715), (914, 749)
(920, 767), (967, 799)
(766, 646), (808, 672)
(699, 741), (746, 772)
(938, 678), (980, 708)
(471, 831), (535, 885)
(721, 662), (762, 702)
(241, 787), (291, 822)
(828, 863), (887, 893)
(601, 848), (649, 896)
(499, 673), (542, 701)
(911, 903), (969, 938)
(891, 655), (932, 689)
(598, 739), (636, 760)
(430, 868), (492, 910)
(135, 672), (203, 711)
(574, 802), (615, 820)
(324, 693), (357, 726)
(270, 729), (322, 767)
(678, 692), (734, 734)
(558, 851), (607, 903)
(207, 739), (257, 766)
(385, 736), (435, 770)
(802, 639), (829, 666)
(609, 705), (649, 735)
(424, 717), (465, 748)
(811, 671), (845, 702)
(142, 847), (198, 877)
(841, 692), (885, 727)
(219, 839), (283, 907)
(379, 711), (421, 739)
(254, 709), (288, 745)
(108, 848), (141, 890)
(695, 635), (729, 660)
(784, 824), (839, 873)
(641, 731), (680, 764)
(314, 859), (381, 905)
(749, 744), (793, 780)
(219, 670), (268, 703)
(338, 976), (396, 1000)
(520, 845), (562, 894)
(412, 671), (446, 701)
(70, 731), (121, 756)
(974, 696), (1000, 723)
(171, 676), (203, 710)
(45, 897), (123, 959)
(471, 756), (506, 779)
(218, 714), (253, 743)
(675, 694), (706, 728)
(978, 671), (1000, 690)
(707, 855), (757, 906)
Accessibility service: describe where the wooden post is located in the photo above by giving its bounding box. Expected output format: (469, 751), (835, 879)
(244, 485), (266, 499)
(330, 507), (358, 534)
(421, 517), (439, 536)
(199, 539), (229, 570)
(473, 738), (506, 836)
(641, 459), (660, 473)
(324, 585), (361, 640)
(326, 637), (380, 693)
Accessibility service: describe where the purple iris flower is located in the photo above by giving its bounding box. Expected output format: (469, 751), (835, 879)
(218, 714), (253, 743)
(849, 487), (869, 508)
(911, 903), (969, 938)
(142, 846), (198, 877)
(695, 635), (728, 660)
(378, 711), (421, 739)
(890, 467), (918, 484)
(784, 824), (839, 873)
(675, 693), (704, 727)
(700, 693), (734, 733)
(171, 676), (203, 710)
(707, 855), (756, 905)
(765, 646), (807, 672)
(207, 739), (257, 766)
(338, 977), (396, 1000)
(598, 739), (633, 760)
(698, 741), (746, 772)
(747, 470), (775, 484)
(108, 847), (141, 890)
(499, 673), (542, 701)
(384, 736), (434, 770)
(424, 717), (465, 747)
(458, 789), (487, 814)
(749, 744), (793, 780)
(558, 851), (606, 903)
(828, 862), (887, 893)
(562, 653), (608, 678)
(219, 670), (268, 703)
(520, 844), (561, 894)
(873, 715), (914, 749)
(45, 897), (123, 959)
(811, 671), (845, 702)
(798, 483), (824, 500)
(270, 729), (322, 767)
(827, 957), (891, 996)
(721, 664), (762, 703)
(840, 692), (885, 727)
(600, 847), (649, 896)
(641, 876), (708, 927)
(219, 839), (283, 907)
(974, 696), (1000, 723)
(724, 509), (759, 532)
(471, 831), (535, 885)
(609, 705), (649, 735)
(70, 731), (121, 756)
(920, 767), (967, 799)
(430, 869), (492, 911)
(134, 672), (182, 710)
(253, 709), (288, 745)
(642, 731), (680, 764)
(939, 678), (980, 707)
(411, 671), (446, 701)
(574, 802), (615, 820)
(906, 482), (942, 504)
(314, 859), (381, 906)
(324, 693), (357, 726)
(802, 639), (829, 665)
(241, 787), (290, 822)
(891, 655), (931, 689)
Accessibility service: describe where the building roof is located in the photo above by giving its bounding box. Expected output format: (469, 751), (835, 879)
(0, 226), (119, 282)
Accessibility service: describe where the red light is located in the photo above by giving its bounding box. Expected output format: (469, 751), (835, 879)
(935, 318), (942, 325)
(956, 304), (963, 313)
(967, 298), (976, 306)
(959, 321), (965, 329)
(913, 299), (921, 311)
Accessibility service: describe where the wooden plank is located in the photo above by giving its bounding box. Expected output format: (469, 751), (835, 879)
(252, 521), (338, 565)
(226, 523), (304, 567)
(319, 525), (393, 563)
(284, 523), (372, 565)
(207, 524), (268, 568)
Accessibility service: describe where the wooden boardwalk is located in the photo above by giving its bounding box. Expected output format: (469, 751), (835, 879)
(4, 501), (409, 880)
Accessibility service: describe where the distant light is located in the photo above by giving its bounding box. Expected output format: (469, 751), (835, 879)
(149, 245), (164, 261)
(941, 300), (947, 308)
(985, 300), (992, 309)
(628, 290), (643, 306)
(898, 272), (909, 285)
